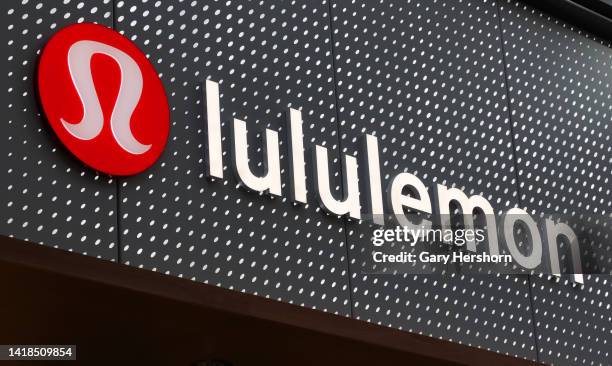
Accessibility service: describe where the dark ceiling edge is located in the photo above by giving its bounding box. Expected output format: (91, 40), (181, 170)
(573, 0), (612, 18)
(521, 0), (612, 42)
(0, 235), (544, 366)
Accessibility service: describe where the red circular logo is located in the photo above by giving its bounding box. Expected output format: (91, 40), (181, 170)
(37, 23), (169, 176)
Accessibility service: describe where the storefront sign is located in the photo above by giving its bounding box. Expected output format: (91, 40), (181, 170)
(36, 23), (584, 284)
(37, 23), (169, 176)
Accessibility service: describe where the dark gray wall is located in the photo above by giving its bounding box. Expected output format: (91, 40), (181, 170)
(113, 0), (351, 314)
(3, 0), (611, 365)
(499, 2), (612, 364)
(4, 0), (117, 260)
(330, 0), (537, 359)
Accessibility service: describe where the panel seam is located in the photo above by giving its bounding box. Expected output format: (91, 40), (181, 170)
(326, 0), (355, 318)
(494, 0), (541, 362)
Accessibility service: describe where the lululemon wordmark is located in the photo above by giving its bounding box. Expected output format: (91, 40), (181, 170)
(202, 79), (584, 283)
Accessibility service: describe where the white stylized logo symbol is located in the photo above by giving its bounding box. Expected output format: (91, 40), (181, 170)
(62, 40), (150, 154)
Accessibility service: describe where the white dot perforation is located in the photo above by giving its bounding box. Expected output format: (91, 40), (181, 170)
(501, 2), (612, 365)
(531, 275), (611, 366)
(330, 0), (538, 359)
(114, 0), (352, 315)
(4, 0), (117, 259)
(3, 1), (611, 365)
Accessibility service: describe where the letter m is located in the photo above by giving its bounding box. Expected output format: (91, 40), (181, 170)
(433, 184), (499, 255)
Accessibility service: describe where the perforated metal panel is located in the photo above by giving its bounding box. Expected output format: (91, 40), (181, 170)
(2, 1), (612, 365)
(4, 0), (118, 260)
(499, 2), (612, 364)
(329, 0), (537, 359)
(530, 275), (611, 366)
(113, 0), (351, 314)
